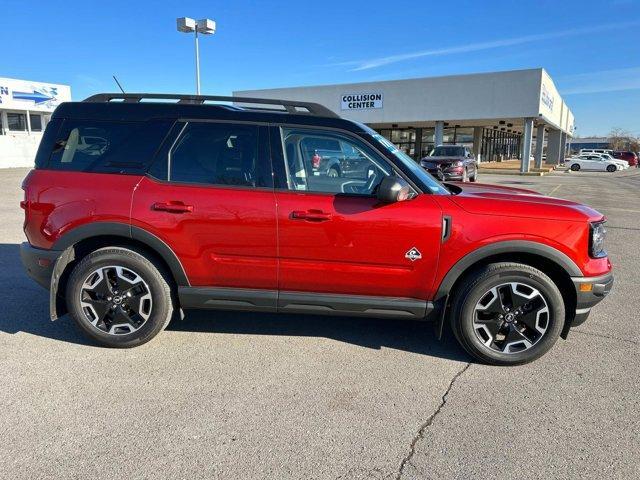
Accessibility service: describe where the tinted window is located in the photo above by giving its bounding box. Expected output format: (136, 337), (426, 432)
(282, 128), (392, 195)
(47, 119), (172, 173)
(29, 114), (43, 132)
(430, 146), (465, 157)
(7, 113), (27, 131)
(169, 122), (269, 187)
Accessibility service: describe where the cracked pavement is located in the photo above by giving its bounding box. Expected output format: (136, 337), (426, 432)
(0, 168), (638, 479)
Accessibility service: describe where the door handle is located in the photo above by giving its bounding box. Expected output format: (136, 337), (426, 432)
(290, 210), (332, 222)
(152, 201), (194, 214)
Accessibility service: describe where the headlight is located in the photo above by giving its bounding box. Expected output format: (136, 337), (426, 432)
(453, 160), (464, 167)
(590, 221), (607, 258)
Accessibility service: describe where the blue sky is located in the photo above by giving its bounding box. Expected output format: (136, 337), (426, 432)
(1, 0), (639, 136)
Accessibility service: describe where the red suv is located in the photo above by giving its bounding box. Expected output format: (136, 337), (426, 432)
(20, 94), (613, 365)
(612, 151), (638, 167)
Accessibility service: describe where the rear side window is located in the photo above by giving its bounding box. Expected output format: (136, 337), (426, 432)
(167, 122), (271, 188)
(46, 119), (172, 174)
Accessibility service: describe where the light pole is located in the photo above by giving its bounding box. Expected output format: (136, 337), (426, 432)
(177, 17), (216, 95)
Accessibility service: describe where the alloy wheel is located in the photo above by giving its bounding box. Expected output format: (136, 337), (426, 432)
(472, 282), (549, 354)
(79, 265), (153, 335)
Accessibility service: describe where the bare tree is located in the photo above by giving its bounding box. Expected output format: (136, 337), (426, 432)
(608, 127), (635, 150)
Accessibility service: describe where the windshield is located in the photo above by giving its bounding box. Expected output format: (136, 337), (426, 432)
(429, 146), (465, 157)
(370, 133), (449, 194)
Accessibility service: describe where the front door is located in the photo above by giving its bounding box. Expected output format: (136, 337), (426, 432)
(131, 122), (277, 290)
(272, 126), (443, 301)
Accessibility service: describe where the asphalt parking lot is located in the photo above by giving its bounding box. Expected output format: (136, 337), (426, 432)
(1, 167), (638, 480)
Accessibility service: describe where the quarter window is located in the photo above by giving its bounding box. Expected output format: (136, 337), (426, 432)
(169, 122), (269, 187)
(281, 128), (392, 195)
(47, 119), (172, 173)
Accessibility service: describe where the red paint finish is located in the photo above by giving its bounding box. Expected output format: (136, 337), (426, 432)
(437, 183), (611, 277)
(22, 170), (140, 249)
(22, 169), (612, 300)
(275, 191), (443, 298)
(131, 176), (278, 289)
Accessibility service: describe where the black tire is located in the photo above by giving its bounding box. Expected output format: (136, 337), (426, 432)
(462, 168), (469, 182)
(66, 247), (174, 348)
(570, 163), (580, 171)
(327, 167), (340, 178)
(450, 262), (565, 365)
(470, 169), (478, 182)
(606, 164), (616, 173)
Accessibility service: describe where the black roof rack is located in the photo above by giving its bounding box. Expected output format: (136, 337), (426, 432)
(83, 93), (339, 118)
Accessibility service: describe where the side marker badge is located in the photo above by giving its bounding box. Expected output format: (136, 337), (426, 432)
(405, 247), (422, 262)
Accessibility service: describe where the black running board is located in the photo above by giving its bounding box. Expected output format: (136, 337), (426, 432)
(178, 287), (431, 320)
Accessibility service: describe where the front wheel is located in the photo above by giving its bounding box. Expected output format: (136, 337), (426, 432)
(470, 169), (478, 182)
(450, 262), (564, 365)
(606, 164), (616, 173)
(66, 247), (174, 348)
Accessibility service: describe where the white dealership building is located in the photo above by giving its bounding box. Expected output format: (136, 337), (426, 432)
(0, 77), (71, 168)
(236, 68), (575, 171)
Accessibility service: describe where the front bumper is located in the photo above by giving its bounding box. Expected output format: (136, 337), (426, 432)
(424, 168), (463, 181)
(570, 271), (614, 326)
(20, 242), (61, 290)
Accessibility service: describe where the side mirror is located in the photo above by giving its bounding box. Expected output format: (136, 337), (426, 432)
(377, 175), (412, 203)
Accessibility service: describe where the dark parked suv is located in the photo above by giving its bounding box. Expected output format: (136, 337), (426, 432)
(20, 94), (613, 365)
(420, 145), (478, 182)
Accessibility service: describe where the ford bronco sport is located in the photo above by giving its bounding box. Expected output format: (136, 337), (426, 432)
(20, 93), (613, 365)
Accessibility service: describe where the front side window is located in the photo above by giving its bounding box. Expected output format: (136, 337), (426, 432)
(369, 133), (449, 195)
(7, 113), (27, 131)
(281, 128), (392, 195)
(169, 122), (269, 187)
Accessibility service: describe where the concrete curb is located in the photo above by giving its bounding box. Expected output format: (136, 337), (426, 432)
(478, 169), (545, 176)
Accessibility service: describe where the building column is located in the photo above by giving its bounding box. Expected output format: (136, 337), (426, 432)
(414, 128), (423, 160)
(559, 131), (567, 163)
(520, 118), (534, 173)
(473, 127), (483, 162)
(534, 124), (545, 169)
(546, 129), (562, 165)
(26, 110), (32, 135)
(434, 121), (444, 146)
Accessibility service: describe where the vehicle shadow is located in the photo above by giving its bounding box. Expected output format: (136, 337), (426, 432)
(0, 243), (470, 362)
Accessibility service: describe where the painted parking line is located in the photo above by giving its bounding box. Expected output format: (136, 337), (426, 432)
(547, 184), (562, 196)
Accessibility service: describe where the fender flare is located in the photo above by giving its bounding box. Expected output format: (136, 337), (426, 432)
(49, 222), (190, 319)
(51, 222), (190, 286)
(433, 240), (582, 338)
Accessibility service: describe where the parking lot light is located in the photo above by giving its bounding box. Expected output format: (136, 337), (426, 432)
(176, 17), (216, 95)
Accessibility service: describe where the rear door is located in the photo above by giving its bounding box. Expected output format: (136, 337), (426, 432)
(271, 125), (443, 303)
(131, 121), (278, 291)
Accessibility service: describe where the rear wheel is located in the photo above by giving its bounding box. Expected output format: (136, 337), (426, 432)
(66, 247), (174, 348)
(327, 167), (340, 178)
(450, 262), (564, 365)
(570, 163), (580, 171)
(606, 164), (616, 173)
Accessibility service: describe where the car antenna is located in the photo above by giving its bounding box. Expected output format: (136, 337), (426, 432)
(112, 75), (126, 94)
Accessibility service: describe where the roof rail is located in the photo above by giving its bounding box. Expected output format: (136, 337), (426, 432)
(83, 93), (339, 118)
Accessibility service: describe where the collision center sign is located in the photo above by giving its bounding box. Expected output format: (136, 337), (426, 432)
(341, 92), (383, 110)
